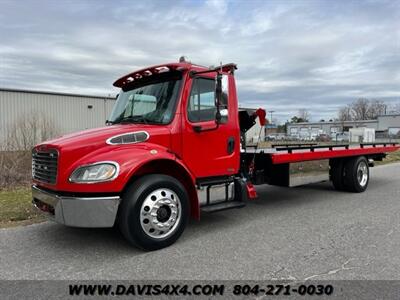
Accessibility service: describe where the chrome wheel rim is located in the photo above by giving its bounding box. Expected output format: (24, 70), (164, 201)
(140, 188), (181, 239)
(357, 161), (368, 187)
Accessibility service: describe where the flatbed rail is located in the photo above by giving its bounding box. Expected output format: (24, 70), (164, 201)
(271, 143), (317, 148)
(274, 143), (349, 152)
(251, 143), (400, 164)
(271, 143), (399, 164)
(272, 142), (399, 152)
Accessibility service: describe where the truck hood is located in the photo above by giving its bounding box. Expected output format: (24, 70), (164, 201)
(33, 124), (174, 192)
(37, 124), (171, 153)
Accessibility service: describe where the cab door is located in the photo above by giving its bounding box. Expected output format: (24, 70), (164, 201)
(181, 74), (240, 179)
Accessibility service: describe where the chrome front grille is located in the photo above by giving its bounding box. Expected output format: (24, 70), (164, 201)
(32, 149), (58, 184)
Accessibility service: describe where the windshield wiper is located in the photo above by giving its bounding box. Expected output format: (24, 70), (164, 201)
(118, 115), (149, 125)
(111, 115), (165, 125)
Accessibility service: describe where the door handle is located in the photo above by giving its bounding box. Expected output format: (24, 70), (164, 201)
(192, 123), (219, 133)
(227, 137), (235, 154)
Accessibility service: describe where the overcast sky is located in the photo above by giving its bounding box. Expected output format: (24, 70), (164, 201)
(1, 0), (399, 122)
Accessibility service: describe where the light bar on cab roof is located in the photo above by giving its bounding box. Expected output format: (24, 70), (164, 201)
(113, 64), (188, 87)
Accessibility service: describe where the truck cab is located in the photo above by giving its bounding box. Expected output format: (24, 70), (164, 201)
(32, 58), (399, 250)
(32, 59), (250, 250)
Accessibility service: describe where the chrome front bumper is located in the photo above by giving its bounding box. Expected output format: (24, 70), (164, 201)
(32, 185), (121, 228)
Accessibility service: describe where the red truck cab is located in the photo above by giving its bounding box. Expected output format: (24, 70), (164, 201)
(32, 58), (399, 250)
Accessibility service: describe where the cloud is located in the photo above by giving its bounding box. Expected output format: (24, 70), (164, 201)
(0, 0), (399, 122)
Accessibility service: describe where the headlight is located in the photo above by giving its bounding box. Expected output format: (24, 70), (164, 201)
(69, 162), (119, 183)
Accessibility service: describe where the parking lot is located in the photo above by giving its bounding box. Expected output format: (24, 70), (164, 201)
(0, 163), (399, 280)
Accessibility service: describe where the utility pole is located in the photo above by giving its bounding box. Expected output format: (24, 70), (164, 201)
(269, 110), (275, 124)
(267, 110), (275, 136)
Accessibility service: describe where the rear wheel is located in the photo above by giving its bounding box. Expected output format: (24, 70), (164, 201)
(118, 174), (189, 250)
(330, 159), (346, 191)
(343, 156), (369, 193)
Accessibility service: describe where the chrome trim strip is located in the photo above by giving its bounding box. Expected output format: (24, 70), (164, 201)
(106, 131), (149, 145)
(68, 161), (120, 184)
(32, 185), (121, 228)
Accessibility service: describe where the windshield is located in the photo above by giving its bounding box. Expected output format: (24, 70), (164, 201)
(108, 73), (182, 125)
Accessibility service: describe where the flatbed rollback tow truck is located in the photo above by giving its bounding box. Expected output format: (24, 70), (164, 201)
(32, 58), (400, 250)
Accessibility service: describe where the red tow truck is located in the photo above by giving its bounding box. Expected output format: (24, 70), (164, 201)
(32, 58), (399, 250)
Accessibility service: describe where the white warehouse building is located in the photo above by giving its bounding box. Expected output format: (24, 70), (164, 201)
(0, 88), (116, 149)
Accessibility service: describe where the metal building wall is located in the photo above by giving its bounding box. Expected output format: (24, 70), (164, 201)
(377, 115), (400, 131)
(0, 89), (115, 147)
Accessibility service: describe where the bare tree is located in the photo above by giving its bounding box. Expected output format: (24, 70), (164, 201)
(5, 112), (60, 151)
(338, 105), (352, 121)
(0, 112), (60, 188)
(338, 98), (388, 121)
(297, 109), (310, 122)
(369, 100), (387, 118)
(391, 103), (400, 114)
(350, 98), (371, 120)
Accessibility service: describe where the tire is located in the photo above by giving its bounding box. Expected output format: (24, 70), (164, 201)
(343, 156), (369, 193)
(330, 159), (346, 191)
(118, 174), (189, 251)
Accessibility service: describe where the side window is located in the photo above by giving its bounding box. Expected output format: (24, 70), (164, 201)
(187, 78), (216, 123)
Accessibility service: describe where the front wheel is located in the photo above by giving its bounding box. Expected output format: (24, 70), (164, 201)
(118, 174), (189, 250)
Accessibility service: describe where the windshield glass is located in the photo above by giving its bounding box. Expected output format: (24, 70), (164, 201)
(109, 73), (182, 124)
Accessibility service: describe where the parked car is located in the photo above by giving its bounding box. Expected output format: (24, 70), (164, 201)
(310, 133), (318, 141)
(276, 133), (286, 141)
(266, 134), (275, 141)
(331, 132), (349, 142)
(289, 134), (300, 141)
(266, 133), (286, 141)
(316, 134), (331, 142)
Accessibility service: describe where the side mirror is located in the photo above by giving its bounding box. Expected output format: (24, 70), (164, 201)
(215, 74), (223, 123)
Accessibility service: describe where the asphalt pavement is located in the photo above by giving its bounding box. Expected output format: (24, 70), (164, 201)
(1, 163), (399, 280)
